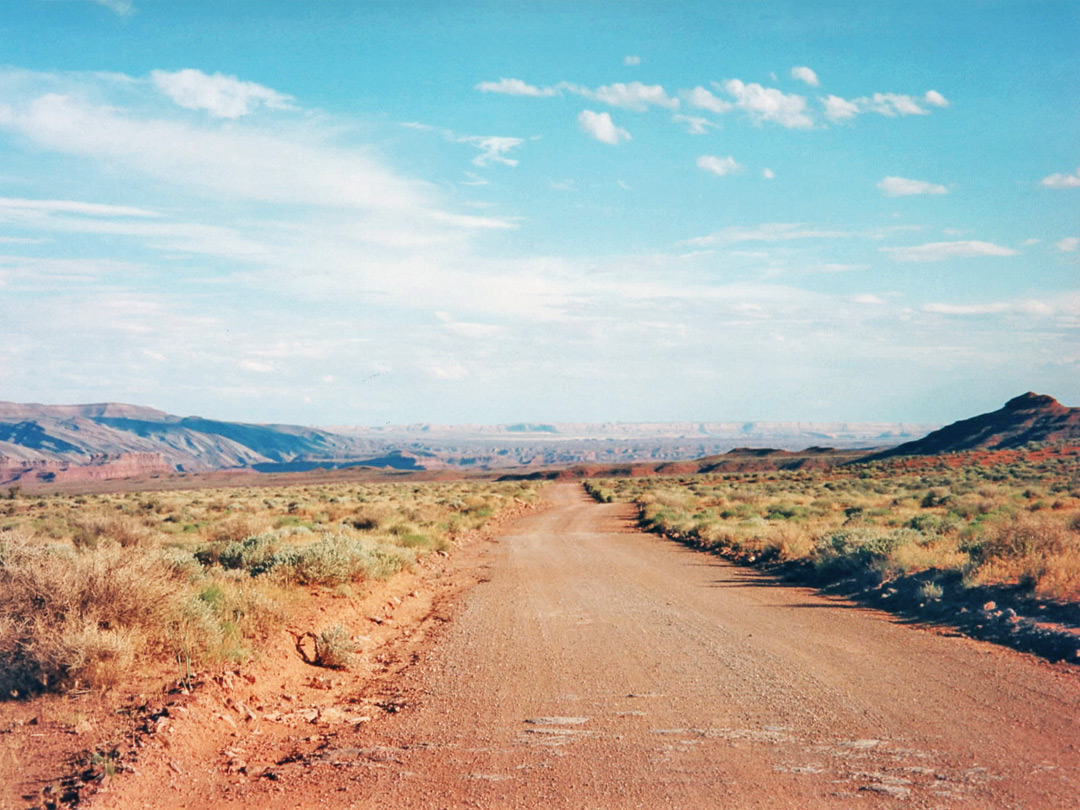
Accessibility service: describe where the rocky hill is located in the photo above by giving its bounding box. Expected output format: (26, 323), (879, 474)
(864, 393), (1080, 461)
(0, 402), (390, 485)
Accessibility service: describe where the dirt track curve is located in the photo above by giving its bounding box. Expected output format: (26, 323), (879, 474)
(94, 484), (1080, 809)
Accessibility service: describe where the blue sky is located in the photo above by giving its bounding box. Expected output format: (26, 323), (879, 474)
(0, 0), (1077, 426)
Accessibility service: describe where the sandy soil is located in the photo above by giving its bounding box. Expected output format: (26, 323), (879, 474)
(71, 484), (1080, 808)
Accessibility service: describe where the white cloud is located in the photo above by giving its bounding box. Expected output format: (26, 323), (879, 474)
(922, 300), (1052, 317)
(721, 79), (812, 129)
(877, 176), (948, 196)
(682, 86), (733, 115)
(790, 66), (820, 87)
(429, 362), (467, 380)
(924, 90), (949, 108)
(458, 135), (524, 167)
(850, 294), (885, 305)
(589, 81), (678, 111)
(0, 196), (159, 218)
(881, 241), (1020, 262)
(475, 77), (677, 112)
(436, 311), (501, 338)
(460, 171), (488, 187)
(624, 55), (641, 66)
(240, 359), (275, 373)
(823, 90), (949, 122)
(0, 90), (428, 211)
(474, 78), (558, 97)
(672, 114), (716, 135)
(681, 222), (855, 246)
(865, 92), (929, 116)
(89, 0), (135, 15)
(696, 155), (742, 176)
(1040, 167), (1080, 189)
(762, 168), (775, 180)
(549, 179), (576, 191)
(151, 69), (295, 119)
(1021, 238), (1041, 246)
(578, 110), (631, 145)
(823, 94), (860, 122)
(1055, 236), (1079, 252)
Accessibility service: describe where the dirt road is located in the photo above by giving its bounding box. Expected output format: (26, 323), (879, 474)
(94, 484), (1080, 809)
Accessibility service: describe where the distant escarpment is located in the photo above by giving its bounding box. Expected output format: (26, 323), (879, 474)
(864, 393), (1080, 461)
(0, 452), (173, 486)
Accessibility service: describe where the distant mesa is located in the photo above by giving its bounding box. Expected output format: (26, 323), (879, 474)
(863, 392), (1080, 461)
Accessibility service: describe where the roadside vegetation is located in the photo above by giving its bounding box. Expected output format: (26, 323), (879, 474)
(585, 444), (1080, 603)
(0, 479), (538, 696)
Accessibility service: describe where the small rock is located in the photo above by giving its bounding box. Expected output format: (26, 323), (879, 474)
(983, 600), (997, 611)
(168, 761), (183, 775)
(860, 784), (910, 798)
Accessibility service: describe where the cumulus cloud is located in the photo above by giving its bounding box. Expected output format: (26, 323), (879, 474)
(624, 55), (641, 66)
(1040, 167), (1080, 189)
(1056, 236), (1079, 252)
(578, 110), (630, 145)
(474, 77), (676, 112)
(721, 79), (812, 129)
(474, 78), (559, 97)
(880, 241), (1020, 262)
(790, 66), (820, 87)
(696, 155), (742, 176)
(682, 85), (733, 115)
(150, 69), (295, 119)
(762, 168), (775, 180)
(877, 176), (948, 197)
(823, 90), (949, 122)
(589, 81), (678, 111)
(924, 90), (949, 108)
(823, 94), (860, 122)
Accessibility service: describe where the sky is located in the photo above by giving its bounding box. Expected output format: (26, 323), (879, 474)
(0, 0), (1077, 426)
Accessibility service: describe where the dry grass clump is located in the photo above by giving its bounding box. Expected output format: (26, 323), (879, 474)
(312, 624), (358, 669)
(0, 531), (186, 694)
(589, 446), (1080, 601)
(71, 514), (157, 548)
(0, 478), (539, 695)
(968, 512), (1080, 598)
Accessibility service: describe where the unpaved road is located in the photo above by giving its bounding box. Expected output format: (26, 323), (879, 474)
(95, 484), (1080, 809)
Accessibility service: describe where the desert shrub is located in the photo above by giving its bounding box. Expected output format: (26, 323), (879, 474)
(968, 512), (1080, 597)
(201, 514), (274, 544)
(0, 531), (185, 694)
(918, 580), (944, 601)
(72, 514), (156, 548)
(811, 528), (924, 577)
(276, 533), (415, 585)
(313, 624), (358, 669)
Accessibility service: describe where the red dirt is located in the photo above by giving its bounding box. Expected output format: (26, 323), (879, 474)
(9, 485), (1080, 809)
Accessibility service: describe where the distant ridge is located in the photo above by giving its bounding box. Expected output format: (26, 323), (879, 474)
(0, 399), (939, 486)
(864, 393), (1080, 461)
(0, 401), (388, 485)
